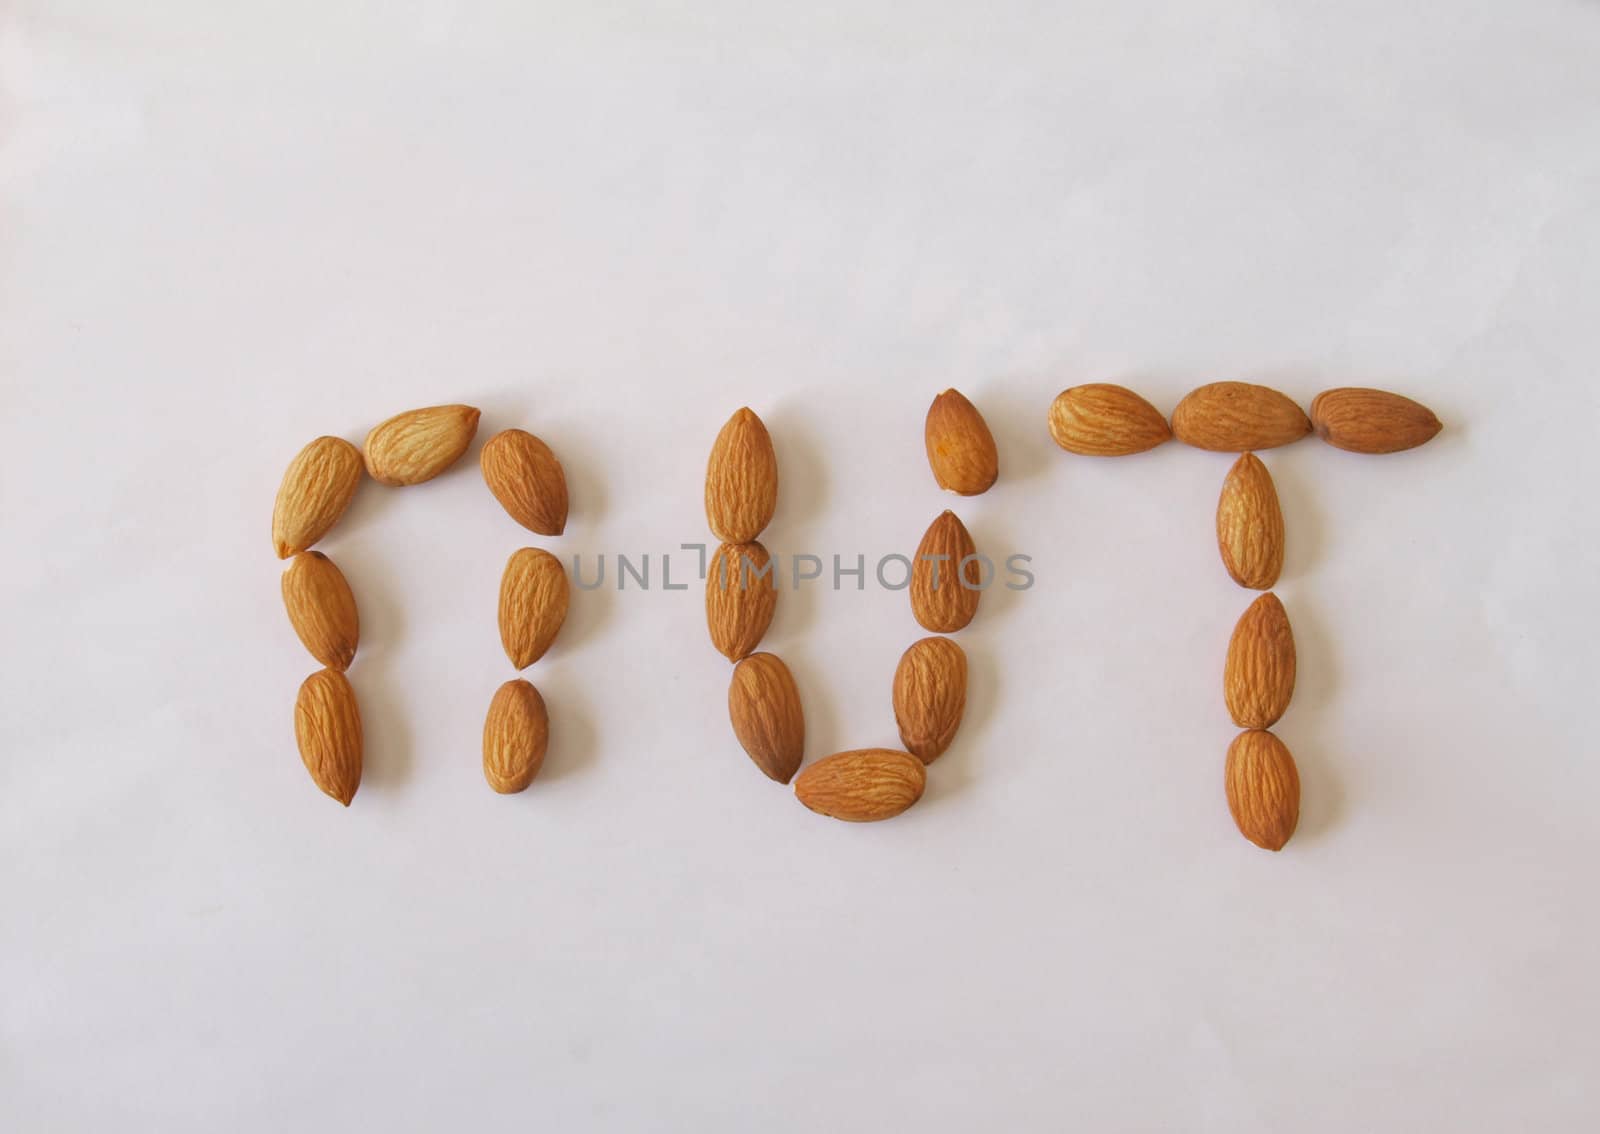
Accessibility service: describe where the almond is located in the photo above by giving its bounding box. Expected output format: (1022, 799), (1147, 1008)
(910, 511), (981, 633)
(728, 652), (805, 784)
(271, 436), (363, 558)
(363, 404), (481, 486)
(892, 636), (967, 763)
(1225, 729), (1300, 851)
(706, 541), (778, 661)
(293, 668), (362, 806)
(482, 679), (549, 794)
(499, 548), (570, 669)
(1171, 382), (1311, 452)
(705, 408), (778, 543)
(1047, 384), (1172, 456)
(1216, 453), (1284, 590)
(281, 551), (360, 671)
(1310, 387), (1442, 454)
(925, 389), (999, 495)
(793, 748), (926, 822)
(1224, 593), (1296, 729)
(481, 428), (569, 535)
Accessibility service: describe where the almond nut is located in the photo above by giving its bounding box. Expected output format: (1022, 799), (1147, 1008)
(706, 541), (778, 661)
(794, 748), (926, 822)
(294, 667), (362, 806)
(281, 551), (360, 671)
(1171, 382), (1311, 452)
(1225, 729), (1300, 851)
(728, 652), (805, 784)
(499, 548), (570, 669)
(892, 636), (968, 763)
(271, 436), (363, 558)
(925, 388), (999, 495)
(910, 510), (981, 633)
(1224, 593), (1296, 729)
(363, 404), (481, 486)
(1047, 384), (1172, 456)
(482, 678), (549, 794)
(705, 407), (778, 544)
(1216, 453), (1285, 590)
(1310, 387), (1442, 454)
(481, 428), (569, 535)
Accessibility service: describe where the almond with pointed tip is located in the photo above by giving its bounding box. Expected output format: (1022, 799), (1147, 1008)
(363, 404), (481, 486)
(925, 389), (999, 495)
(1310, 387), (1442, 454)
(1216, 453), (1284, 590)
(499, 548), (570, 669)
(910, 511), (981, 633)
(294, 668), (362, 806)
(272, 436), (363, 558)
(794, 748), (926, 822)
(705, 408), (778, 543)
(1047, 384), (1172, 456)
(706, 541), (778, 661)
(1225, 729), (1300, 851)
(728, 652), (805, 784)
(281, 551), (360, 671)
(1225, 593), (1296, 729)
(1171, 382), (1311, 452)
(481, 428), (569, 535)
(482, 679), (549, 794)
(893, 636), (967, 763)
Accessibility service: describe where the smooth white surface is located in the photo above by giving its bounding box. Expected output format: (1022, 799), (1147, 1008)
(4, 3), (1599, 1129)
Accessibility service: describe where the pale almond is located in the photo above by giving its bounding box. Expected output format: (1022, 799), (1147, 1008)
(1216, 453), (1284, 590)
(481, 428), (569, 535)
(281, 551), (360, 671)
(910, 510), (981, 633)
(1225, 729), (1300, 851)
(1224, 593), (1296, 729)
(706, 541), (778, 661)
(1047, 384), (1172, 456)
(1171, 382), (1311, 452)
(483, 678), (549, 794)
(294, 667), (362, 806)
(728, 652), (805, 784)
(705, 408), (778, 543)
(1310, 387), (1442, 454)
(892, 636), (968, 763)
(793, 748), (926, 822)
(363, 404), (481, 486)
(499, 548), (570, 669)
(925, 388), (999, 495)
(271, 436), (363, 558)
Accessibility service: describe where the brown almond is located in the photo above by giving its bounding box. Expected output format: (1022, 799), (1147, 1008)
(728, 652), (805, 784)
(892, 636), (968, 763)
(910, 511), (981, 633)
(271, 436), (363, 558)
(363, 404), (481, 486)
(281, 551), (360, 671)
(293, 668), (362, 806)
(793, 748), (926, 822)
(705, 408), (778, 543)
(482, 679), (549, 794)
(1216, 453), (1285, 590)
(1047, 384), (1172, 456)
(1310, 387), (1442, 454)
(1171, 382), (1311, 452)
(925, 389), (999, 495)
(1225, 729), (1300, 851)
(499, 548), (570, 669)
(481, 428), (569, 535)
(1224, 593), (1296, 729)
(706, 541), (778, 661)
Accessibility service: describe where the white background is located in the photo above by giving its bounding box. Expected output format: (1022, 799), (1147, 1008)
(4, 2), (1599, 1130)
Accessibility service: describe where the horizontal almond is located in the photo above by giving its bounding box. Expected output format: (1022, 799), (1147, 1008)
(481, 428), (569, 535)
(1216, 453), (1284, 590)
(1224, 593), (1296, 729)
(705, 408), (778, 543)
(1171, 382), (1311, 452)
(892, 636), (967, 763)
(363, 404), (481, 486)
(483, 679), (549, 794)
(1048, 384), (1172, 456)
(294, 668), (362, 806)
(1310, 387), (1442, 454)
(499, 548), (570, 669)
(925, 388), (999, 495)
(910, 511), (981, 633)
(281, 551), (360, 671)
(728, 652), (805, 784)
(1225, 729), (1300, 851)
(793, 749), (926, 822)
(272, 436), (363, 558)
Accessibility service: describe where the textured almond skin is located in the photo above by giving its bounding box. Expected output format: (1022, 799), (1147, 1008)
(1216, 453), (1285, 590)
(925, 389), (999, 495)
(281, 551), (360, 671)
(1225, 729), (1300, 851)
(481, 428), (569, 535)
(911, 511), (981, 633)
(892, 636), (968, 763)
(706, 541), (778, 661)
(705, 408), (778, 543)
(728, 652), (805, 784)
(1310, 387), (1442, 454)
(794, 749), (926, 822)
(1048, 384), (1172, 456)
(363, 404), (481, 486)
(1171, 382), (1311, 452)
(499, 548), (570, 669)
(293, 668), (362, 806)
(1225, 593), (1296, 729)
(272, 436), (363, 558)
(482, 679), (549, 794)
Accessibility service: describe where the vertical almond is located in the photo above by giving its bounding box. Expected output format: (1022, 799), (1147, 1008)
(1171, 382), (1311, 452)
(363, 404), (481, 486)
(293, 668), (362, 806)
(1224, 593), (1296, 729)
(892, 636), (968, 763)
(794, 749), (926, 822)
(482, 679), (549, 794)
(706, 541), (778, 661)
(1310, 387), (1442, 454)
(728, 652), (805, 784)
(910, 511), (981, 633)
(925, 389), (999, 495)
(499, 548), (570, 669)
(281, 551), (360, 671)
(1216, 453), (1285, 590)
(1225, 729), (1300, 851)
(705, 408), (778, 544)
(271, 436), (363, 558)
(481, 428), (569, 535)
(1047, 384), (1172, 456)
